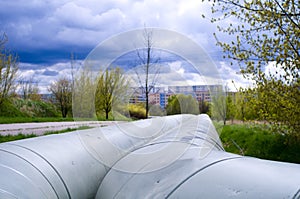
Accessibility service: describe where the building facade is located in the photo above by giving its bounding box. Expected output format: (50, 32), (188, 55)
(130, 85), (223, 109)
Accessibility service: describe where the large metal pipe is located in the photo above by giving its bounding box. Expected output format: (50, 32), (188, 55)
(1, 114), (300, 198)
(96, 114), (300, 198)
(0, 115), (186, 199)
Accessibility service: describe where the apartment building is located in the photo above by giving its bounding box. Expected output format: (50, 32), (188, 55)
(130, 85), (223, 109)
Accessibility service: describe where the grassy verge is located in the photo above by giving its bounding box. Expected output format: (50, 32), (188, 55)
(0, 134), (37, 143)
(0, 115), (131, 124)
(220, 124), (300, 164)
(96, 111), (133, 121)
(0, 117), (75, 124)
(43, 126), (92, 135)
(0, 126), (93, 143)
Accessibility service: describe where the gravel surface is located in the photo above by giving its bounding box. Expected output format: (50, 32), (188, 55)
(0, 121), (120, 136)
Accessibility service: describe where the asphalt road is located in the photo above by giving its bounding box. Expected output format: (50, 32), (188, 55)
(0, 121), (119, 136)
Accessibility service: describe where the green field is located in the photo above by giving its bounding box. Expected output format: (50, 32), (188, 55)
(220, 124), (300, 164)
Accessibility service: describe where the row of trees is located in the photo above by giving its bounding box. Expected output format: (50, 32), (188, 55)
(1, 0), (299, 137)
(167, 84), (298, 137)
(0, 33), (129, 120)
(208, 0), (299, 136)
(0, 33), (71, 118)
(0, 27), (161, 121)
(72, 0), (299, 138)
(165, 91), (255, 125)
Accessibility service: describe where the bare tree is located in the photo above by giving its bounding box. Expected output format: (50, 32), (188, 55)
(19, 75), (40, 100)
(135, 28), (160, 118)
(0, 33), (19, 106)
(70, 52), (78, 92)
(48, 77), (72, 118)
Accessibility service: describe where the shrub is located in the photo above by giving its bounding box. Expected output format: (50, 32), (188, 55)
(128, 104), (146, 119)
(149, 104), (166, 116)
(166, 94), (199, 115)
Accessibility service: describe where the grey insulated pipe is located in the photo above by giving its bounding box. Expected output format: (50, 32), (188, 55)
(0, 115), (186, 199)
(1, 114), (300, 198)
(96, 114), (300, 198)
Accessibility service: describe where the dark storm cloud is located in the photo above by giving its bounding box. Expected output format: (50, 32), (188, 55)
(0, 1), (52, 21)
(0, 0), (246, 92)
(16, 47), (91, 64)
(42, 69), (59, 76)
(0, 0), (222, 65)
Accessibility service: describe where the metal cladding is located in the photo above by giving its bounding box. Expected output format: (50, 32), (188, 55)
(1, 114), (300, 198)
(0, 115), (183, 199)
(96, 114), (300, 199)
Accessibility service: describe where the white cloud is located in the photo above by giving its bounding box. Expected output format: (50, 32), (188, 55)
(217, 62), (254, 91)
(3, 0), (220, 52)
(168, 61), (184, 74)
(3, 0), (248, 93)
(19, 61), (78, 93)
(265, 61), (285, 79)
(19, 69), (35, 78)
(124, 60), (223, 89)
(54, 2), (125, 31)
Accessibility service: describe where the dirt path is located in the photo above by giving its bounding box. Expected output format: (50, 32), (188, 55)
(0, 121), (121, 136)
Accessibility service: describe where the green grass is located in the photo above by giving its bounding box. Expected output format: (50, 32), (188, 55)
(96, 111), (132, 121)
(220, 124), (300, 164)
(0, 133), (37, 143)
(0, 117), (75, 124)
(43, 126), (93, 135)
(0, 114), (131, 124)
(0, 99), (26, 117)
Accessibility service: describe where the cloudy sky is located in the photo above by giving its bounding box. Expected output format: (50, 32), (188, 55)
(0, 0), (253, 93)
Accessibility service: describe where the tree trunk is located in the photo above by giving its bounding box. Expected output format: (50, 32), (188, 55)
(62, 107), (67, 118)
(146, 91), (149, 119)
(105, 110), (109, 120)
